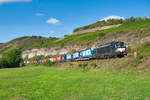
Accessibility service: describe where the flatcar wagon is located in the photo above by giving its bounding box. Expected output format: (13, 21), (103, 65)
(61, 55), (66, 62)
(42, 60), (47, 63)
(66, 54), (73, 61)
(72, 52), (80, 60)
(56, 56), (61, 62)
(36, 60), (40, 63)
(50, 58), (54, 62)
(80, 48), (94, 60)
(53, 58), (57, 62)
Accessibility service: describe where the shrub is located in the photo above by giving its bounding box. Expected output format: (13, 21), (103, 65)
(78, 63), (88, 68)
(0, 49), (22, 68)
(78, 63), (82, 67)
(137, 42), (150, 58)
(131, 58), (142, 67)
(60, 43), (64, 48)
(130, 42), (150, 67)
(82, 63), (88, 68)
(127, 47), (131, 54)
(0, 58), (7, 68)
(42, 61), (57, 67)
(91, 63), (97, 68)
(69, 63), (74, 67)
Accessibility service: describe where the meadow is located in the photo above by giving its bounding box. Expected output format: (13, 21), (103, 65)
(0, 66), (150, 100)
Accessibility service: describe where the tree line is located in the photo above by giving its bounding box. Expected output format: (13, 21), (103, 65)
(0, 49), (23, 68)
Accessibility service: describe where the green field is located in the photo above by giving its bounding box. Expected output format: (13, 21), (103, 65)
(0, 66), (150, 100)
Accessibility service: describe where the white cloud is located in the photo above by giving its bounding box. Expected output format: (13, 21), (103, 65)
(146, 16), (150, 18)
(49, 30), (55, 34)
(0, 0), (32, 4)
(101, 15), (125, 21)
(46, 18), (60, 25)
(35, 13), (45, 16)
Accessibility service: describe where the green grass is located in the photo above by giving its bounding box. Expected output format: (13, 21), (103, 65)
(0, 66), (150, 100)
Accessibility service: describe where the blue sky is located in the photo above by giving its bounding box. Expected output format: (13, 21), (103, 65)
(0, 0), (150, 43)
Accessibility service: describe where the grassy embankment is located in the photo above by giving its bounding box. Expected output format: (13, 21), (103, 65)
(0, 66), (150, 100)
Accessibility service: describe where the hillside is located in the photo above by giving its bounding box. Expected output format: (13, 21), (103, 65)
(73, 17), (144, 32)
(20, 17), (150, 58)
(73, 18), (124, 32)
(0, 36), (58, 54)
(1, 17), (150, 59)
(72, 24), (121, 35)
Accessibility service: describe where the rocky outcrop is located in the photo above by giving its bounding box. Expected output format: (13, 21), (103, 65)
(22, 44), (88, 59)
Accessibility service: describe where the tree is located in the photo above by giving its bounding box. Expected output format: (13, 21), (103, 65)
(129, 16), (136, 22)
(0, 49), (22, 68)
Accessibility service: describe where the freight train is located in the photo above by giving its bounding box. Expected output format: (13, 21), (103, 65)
(24, 41), (127, 64)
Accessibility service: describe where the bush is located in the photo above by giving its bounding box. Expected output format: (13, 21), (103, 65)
(127, 47), (131, 54)
(0, 58), (7, 68)
(82, 63), (88, 68)
(78, 63), (88, 68)
(130, 42), (150, 67)
(69, 63), (74, 66)
(60, 43), (64, 48)
(42, 61), (57, 67)
(137, 42), (150, 58)
(0, 49), (22, 68)
(91, 63), (97, 68)
(78, 63), (83, 67)
(131, 58), (142, 67)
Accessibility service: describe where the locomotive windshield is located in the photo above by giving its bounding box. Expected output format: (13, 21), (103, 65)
(115, 42), (126, 48)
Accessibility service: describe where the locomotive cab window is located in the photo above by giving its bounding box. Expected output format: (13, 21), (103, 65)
(115, 42), (126, 48)
(110, 44), (115, 48)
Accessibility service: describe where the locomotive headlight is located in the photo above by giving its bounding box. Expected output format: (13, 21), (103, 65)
(116, 48), (126, 53)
